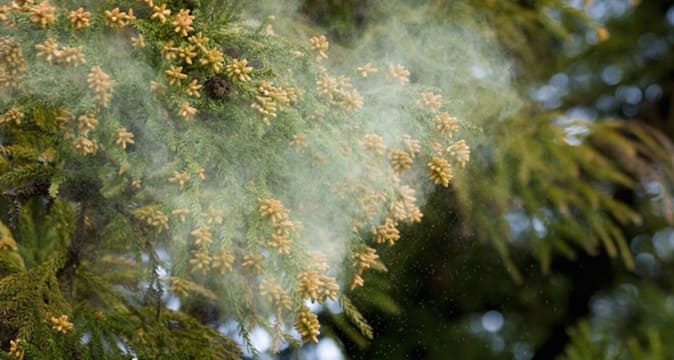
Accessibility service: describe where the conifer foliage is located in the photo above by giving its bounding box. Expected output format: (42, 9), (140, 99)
(0, 0), (473, 357)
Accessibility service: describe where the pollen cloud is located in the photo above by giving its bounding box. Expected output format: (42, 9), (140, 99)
(0, 0), (518, 353)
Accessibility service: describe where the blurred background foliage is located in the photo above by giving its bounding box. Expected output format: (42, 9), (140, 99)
(290, 0), (674, 359)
